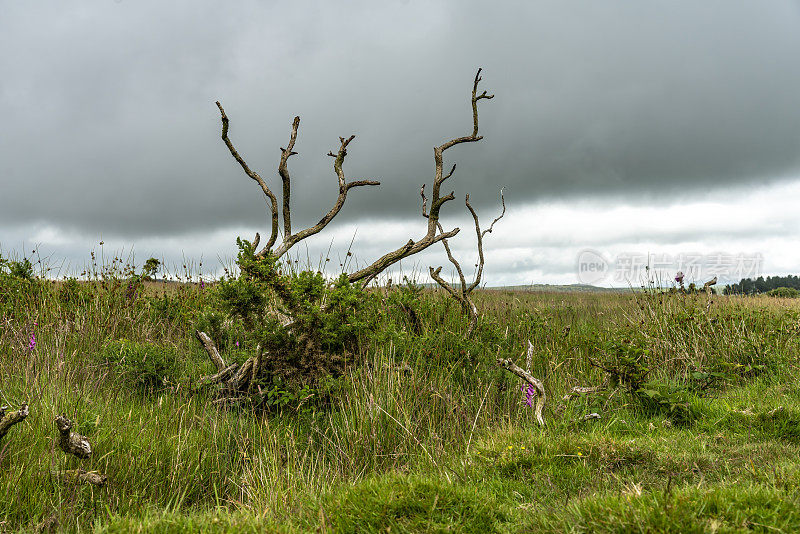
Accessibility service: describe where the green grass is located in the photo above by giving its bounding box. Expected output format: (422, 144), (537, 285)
(2, 262), (800, 532)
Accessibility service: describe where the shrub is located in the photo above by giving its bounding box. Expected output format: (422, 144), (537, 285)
(767, 287), (799, 298)
(202, 239), (379, 403)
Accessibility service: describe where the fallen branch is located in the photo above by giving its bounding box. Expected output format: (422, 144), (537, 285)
(497, 357), (546, 427)
(0, 402), (29, 441)
(52, 469), (107, 487)
(195, 330), (226, 372)
(195, 362), (239, 389)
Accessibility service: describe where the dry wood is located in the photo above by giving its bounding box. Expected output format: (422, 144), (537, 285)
(0, 402), (29, 441)
(428, 188), (505, 336)
(230, 357), (254, 391)
(497, 355), (546, 427)
(349, 69), (494, 286)
(214, 69), (493, 287)
(279, 116), (300, 238)
(195, 362), (239, 389)
(205, 69), (496, 399)
(195, 330), (226, 372)
(216, 101), (280, 251)
(524, 340), (534, 372)
(703, 276), (717, 292)
(55, 415), (92, 459)
(216, 105), (379, 262)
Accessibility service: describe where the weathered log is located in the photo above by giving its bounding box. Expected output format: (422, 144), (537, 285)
(55, 415), (92, 459)
(0, 402), (29, 441)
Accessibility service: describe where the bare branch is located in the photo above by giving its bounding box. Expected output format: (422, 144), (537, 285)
(481, 187), (506, 238)
(348, 68), (492, 286)
(497, 356), (546, 427)
(439, 223), (468, 289)
(466, 188), (505, 293)
(441, 163), (457, 185)
(272, 135), (380, 258)
(349, 228), (459, 286)
(195, 363), (239, 389)
(429, 266), (466, 305)
(428, 188), (504, 336)
(216, 69), (492, 290)
(216, 101), (280, 252)
(279, 116), (300, 237)
(524, 339), (534, 372)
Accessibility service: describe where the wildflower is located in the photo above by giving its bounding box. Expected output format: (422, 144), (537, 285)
(520, 383), (536, 407)
(675, 271), (684, 284)
(28, 321), (37, 351)
(199, 279), (206, 291)
(236, 341), (240, 348)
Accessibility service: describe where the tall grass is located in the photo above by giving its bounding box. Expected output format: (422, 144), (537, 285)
(1, 256), (799, 532)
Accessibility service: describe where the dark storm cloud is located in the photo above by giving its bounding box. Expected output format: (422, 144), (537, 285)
(2, 0), (800, 240)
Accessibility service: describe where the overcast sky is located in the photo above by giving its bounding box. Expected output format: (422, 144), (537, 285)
(2, 1), (799, 286)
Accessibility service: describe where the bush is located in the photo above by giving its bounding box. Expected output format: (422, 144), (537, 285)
(202, 239), (379, 403)
(767, 287), (799, 298)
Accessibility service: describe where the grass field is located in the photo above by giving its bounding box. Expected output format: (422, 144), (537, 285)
(2, 262), (800, 533)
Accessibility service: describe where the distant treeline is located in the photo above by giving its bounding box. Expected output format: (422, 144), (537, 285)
(724, 275), (800, 295)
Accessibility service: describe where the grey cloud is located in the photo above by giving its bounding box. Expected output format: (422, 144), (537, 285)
(2, 0), (800, 244)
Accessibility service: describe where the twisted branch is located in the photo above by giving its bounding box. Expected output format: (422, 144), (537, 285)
(216, 107), (379, 261)
(348, 69), (493, 286)
(216, 102), (280, 252)
(427, 189), (505, 336)
(279, 116), (300, 237)
(273, 135), (379, 258)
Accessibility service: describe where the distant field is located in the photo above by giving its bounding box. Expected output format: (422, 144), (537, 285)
(2, 270), (800, 532)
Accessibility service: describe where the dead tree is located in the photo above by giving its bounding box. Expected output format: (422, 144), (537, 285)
(425, 188), (505, 336)
(214, 68), (492, 286)
(200, 70), (495, 398)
